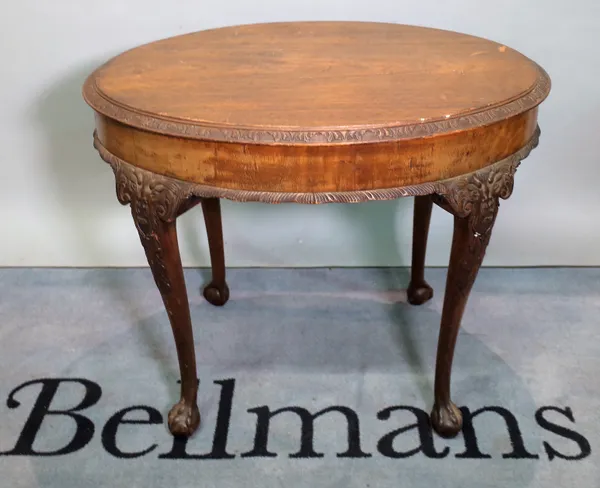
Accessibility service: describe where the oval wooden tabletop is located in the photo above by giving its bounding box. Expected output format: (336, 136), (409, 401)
(84, 21), (550, 145)
(85, 21), (551, 201)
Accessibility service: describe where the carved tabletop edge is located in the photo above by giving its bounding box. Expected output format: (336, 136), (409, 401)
(83, 67), (550, 145)
(92, 125), (540, 206)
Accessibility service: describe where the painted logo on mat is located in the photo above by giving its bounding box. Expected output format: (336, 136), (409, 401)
(0, 378), (591, 461)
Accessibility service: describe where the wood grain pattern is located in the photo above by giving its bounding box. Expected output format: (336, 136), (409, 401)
(83, 22), (550, 145)
(93, 125), (540, 204)
(94, 108), (539, 194)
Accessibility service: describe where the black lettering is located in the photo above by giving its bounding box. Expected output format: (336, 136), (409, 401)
(159, 379), (236, 460)
(377, 406), (449, 458)
(0, 378), (101, 456)
(102, 406), (162, 458)
(535, 406), (591, 461)
(241, 405), (371, 459)
(456, 406), (539, 459)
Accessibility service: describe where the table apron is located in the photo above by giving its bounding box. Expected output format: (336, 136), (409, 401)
(93, 108), (538, 196)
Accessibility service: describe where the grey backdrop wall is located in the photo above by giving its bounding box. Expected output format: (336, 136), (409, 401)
(1, 0), (598, 267)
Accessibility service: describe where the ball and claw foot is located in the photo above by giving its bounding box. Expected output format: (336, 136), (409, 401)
(168, 399), (201, 437)
(407, 280), (434, 305)
(430, 401), (463, 438)
(203, 281), (230, 306)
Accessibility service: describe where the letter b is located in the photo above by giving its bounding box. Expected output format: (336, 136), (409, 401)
(1, 378), (102, 456)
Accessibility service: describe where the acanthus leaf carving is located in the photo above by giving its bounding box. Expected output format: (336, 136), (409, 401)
(434, 156), (520, 239)
(105, 155), (193, 294)
(430, 147), (528, 293)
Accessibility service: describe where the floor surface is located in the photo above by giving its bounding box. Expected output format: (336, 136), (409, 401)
(0, 268), (598, 487)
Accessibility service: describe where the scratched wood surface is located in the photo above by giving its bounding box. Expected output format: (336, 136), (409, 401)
(84, 21), (550, 195)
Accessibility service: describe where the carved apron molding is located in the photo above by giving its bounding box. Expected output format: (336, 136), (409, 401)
(93, 126), (540, 206)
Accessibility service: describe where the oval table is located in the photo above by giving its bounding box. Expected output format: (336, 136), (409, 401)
(82, 21), (551, 438)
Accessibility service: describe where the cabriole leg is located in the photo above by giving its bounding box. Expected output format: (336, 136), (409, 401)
(111, 160), (200, 437)
(430, 160), (518, 437)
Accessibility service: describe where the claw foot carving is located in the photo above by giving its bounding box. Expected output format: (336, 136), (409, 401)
(168, 400), (201, 437)
(203, 281), (230, 306)
(430, 401), (463, 438)
(407, 280), (434, 305)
